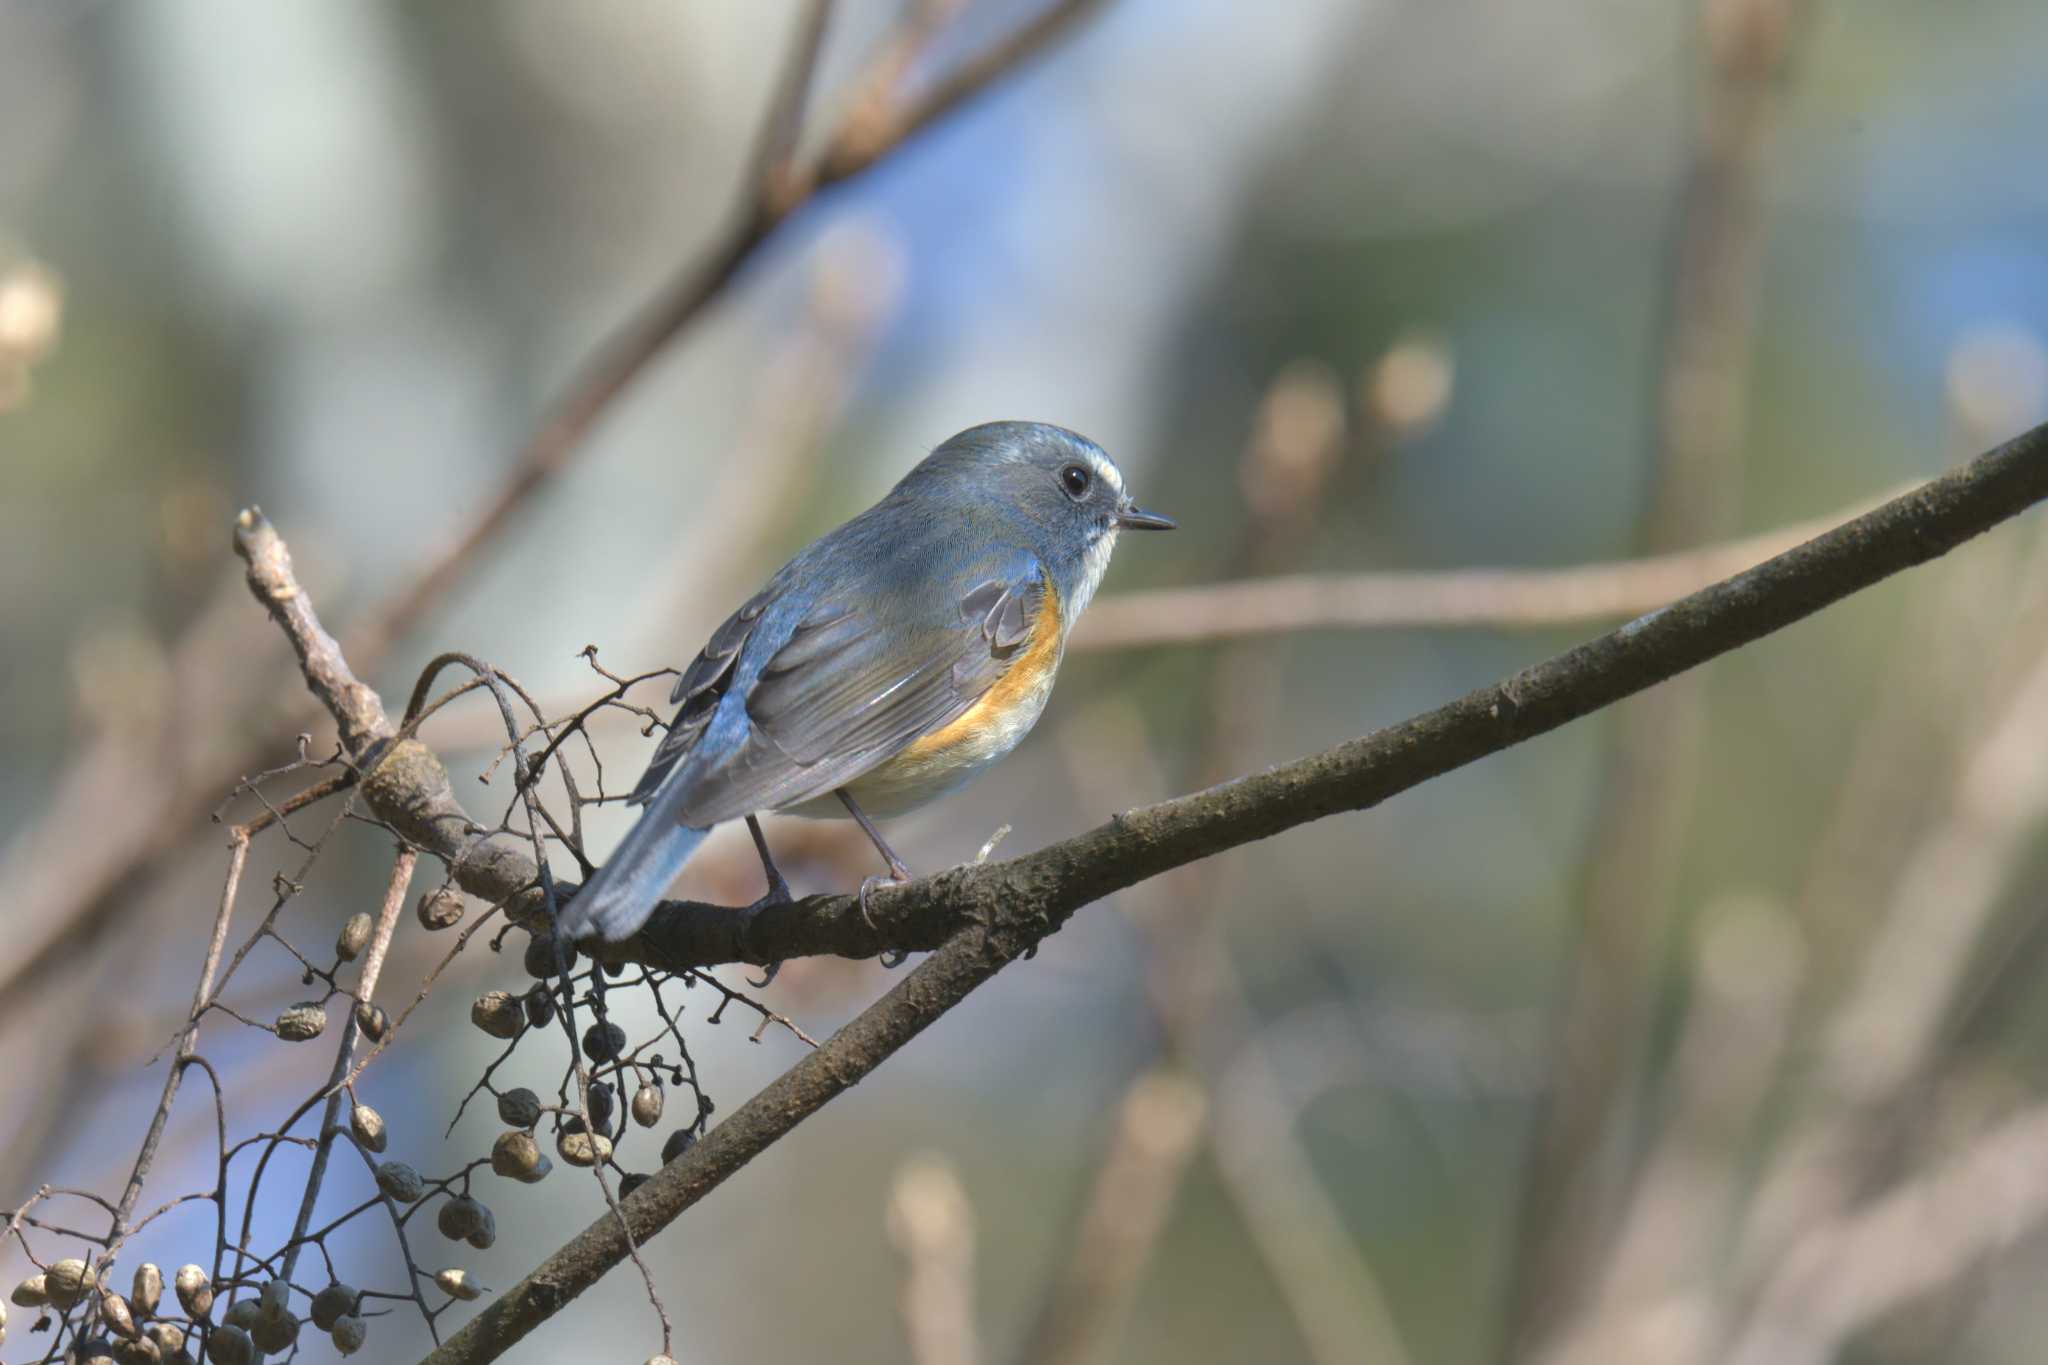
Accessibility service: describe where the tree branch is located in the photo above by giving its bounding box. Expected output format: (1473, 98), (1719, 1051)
(221, 423), (2048, 1363)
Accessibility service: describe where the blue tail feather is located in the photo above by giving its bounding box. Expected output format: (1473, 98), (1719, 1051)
(556, 811), (709, 942)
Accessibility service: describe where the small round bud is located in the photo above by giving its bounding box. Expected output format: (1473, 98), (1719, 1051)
(374, 1160), (426, 1203)
(496, 1087), (541, 1128)
(434, 1268), (485, 1302)
(631, 1082), (664, 1128)
(330, 1313), (367, 1355)
(436, 1195), (488, 1242)
(274, 1002), (326, 1042)
(415, 887), (464, 931)
(130, 1263), (162, 1317)
(581, 1021), (626, 1062)
(470, 991), (522, 1040)
(661, 1128), (697, 1165)
(46, 1257), (90, 1309)
(309, 1283), (357, 1331)
(12, 1272), (48, 1307)
(204, 1322), (252, 1365)
(491, 1130), (545, 1182)
(354, 1001), (391, 1042)
(350, 1103), (387, 1154)
(221, 1299), (259, 1333)
(335, 912), (373, 962)
(557, 1128), (612, 1167)
(466, 1203), (497, 1251)
(523, 934), (578, 980)
(174, 1266), (212, 1319)
(101, 1290), (139, 1339)
(522, 985), (555, 1029)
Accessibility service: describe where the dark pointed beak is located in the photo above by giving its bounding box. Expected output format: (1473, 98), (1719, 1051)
(1115, 502), (1177, 531)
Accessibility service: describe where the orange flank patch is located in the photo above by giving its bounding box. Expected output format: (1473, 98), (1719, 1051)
(899, 576), (1064, 767)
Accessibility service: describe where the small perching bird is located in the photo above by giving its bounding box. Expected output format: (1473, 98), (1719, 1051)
(555, 421), (1175, 945)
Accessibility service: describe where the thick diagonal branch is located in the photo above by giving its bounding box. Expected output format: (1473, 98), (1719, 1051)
(226, 424), (2048, 1363)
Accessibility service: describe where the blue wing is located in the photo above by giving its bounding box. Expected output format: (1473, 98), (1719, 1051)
(626, 519), (1048, 828)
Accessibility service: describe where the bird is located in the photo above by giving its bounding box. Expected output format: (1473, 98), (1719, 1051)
(554, 420), (1176, 946)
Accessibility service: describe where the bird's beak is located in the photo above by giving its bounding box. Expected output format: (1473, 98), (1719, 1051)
(1115, 501), (1177, 531)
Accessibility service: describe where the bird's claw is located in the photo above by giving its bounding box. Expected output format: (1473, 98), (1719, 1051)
(739, 880), (794, 989)
(859, 871), (914, 969)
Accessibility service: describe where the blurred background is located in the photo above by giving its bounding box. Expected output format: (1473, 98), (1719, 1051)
(6, 0), (2048, 1362)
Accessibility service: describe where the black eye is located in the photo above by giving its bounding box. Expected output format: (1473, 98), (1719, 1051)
(1060, 464), (1091, 500)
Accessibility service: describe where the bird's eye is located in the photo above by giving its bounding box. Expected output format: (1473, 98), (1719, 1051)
(1060, 464), (1091, 500)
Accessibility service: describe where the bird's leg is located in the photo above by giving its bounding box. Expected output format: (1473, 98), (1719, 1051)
(738, 814), (792, 988)
(836, 788), (914, 967)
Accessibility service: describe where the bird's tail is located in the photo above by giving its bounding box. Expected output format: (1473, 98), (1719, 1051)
(556, 810), (709, 943)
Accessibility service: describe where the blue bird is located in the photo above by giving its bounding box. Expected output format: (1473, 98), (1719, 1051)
(555, 421), (1175, 945)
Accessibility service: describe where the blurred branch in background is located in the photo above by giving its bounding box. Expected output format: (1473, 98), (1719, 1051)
(0, 0), (1110, 1046)
(1026, 364), (1417, 1365)
(1505, 0), (1820, 1347)
(888, 1153), (984, 1365)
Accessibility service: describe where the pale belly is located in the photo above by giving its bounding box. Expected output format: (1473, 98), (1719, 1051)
(778, 663), (1057, 820)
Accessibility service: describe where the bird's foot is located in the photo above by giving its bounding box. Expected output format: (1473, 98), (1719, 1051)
(738, 877), (794, 989)
(859, 869), (914, 969)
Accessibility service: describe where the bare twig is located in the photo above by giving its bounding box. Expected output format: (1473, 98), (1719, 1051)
(1013, 1073), (1205, 1365)
(1069, 496), (1891, 649)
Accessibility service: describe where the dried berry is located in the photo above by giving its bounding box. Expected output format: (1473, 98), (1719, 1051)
(70, 1337), (115, 1365)
(100, 1289), (138, 1339)
(374, 1160), (426, 1203)
(632, 1082), (664, 1128)
(331, 1313), (367, 1354)
(490, 1130), (545, 1182)
(415, 887), (465, 931)
(12, 1272), (48, 1307)
(174, 1265), (212, 1319)
(335, 912), (373, 961)
(46, 1257), (89, 1309)
(434, 1268), (485, 1302)
(557, 1128), (612, 1167)
(619, 1172), (649, 1199)
(466, 1202), (498, 1251)
(130, 1263), (162, 1317)
(581, 1021), (626, 1062)
(350, 1103), (387, 1154)
(250, 1305), (299, 1353)
(470, 991), (522, 1040)
(354, 1001), (391, 1042)
(522, 933), (578, 979)
(274, 1002), (327, 1042)
(522, 985), (555, 1029)
(497, 1087), (542, 1128)
(437, 1195), (488, 1242)
(221, 1299), (259, 1332)
(586, 1081), (615, 1132)
(660, 1128), (697, 1165)
(309, 1283), (357, 1332)
(204, 1322), (252, 1365)
(144, 1321), (187, 1353)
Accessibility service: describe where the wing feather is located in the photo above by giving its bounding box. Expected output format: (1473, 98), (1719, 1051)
(659, 563), (1048, 827)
